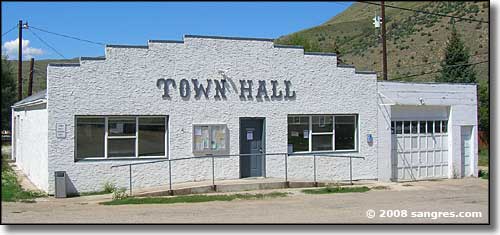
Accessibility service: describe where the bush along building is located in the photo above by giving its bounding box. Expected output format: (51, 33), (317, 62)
(11, 35), (478, 194)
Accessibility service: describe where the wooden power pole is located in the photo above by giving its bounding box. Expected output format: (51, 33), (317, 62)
(381, 1), (388, 80)
(17, 20), (23, 100)
(28, 58), (34, 96)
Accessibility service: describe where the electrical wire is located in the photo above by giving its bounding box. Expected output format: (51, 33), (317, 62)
(2, 24), (18, 37)
(29, 25), (105, 46)
(360, 1), (489, 24)
(375, 52), (489, 72)
(389, 60), (488, 80)
(27, 28), (67, 59)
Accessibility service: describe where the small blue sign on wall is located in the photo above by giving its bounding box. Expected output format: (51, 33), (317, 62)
(367, 134), (373, 144)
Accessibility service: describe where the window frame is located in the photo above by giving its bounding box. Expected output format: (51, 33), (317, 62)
(288, 114), (358, 154)
(192, 124), (229, 156)
(74, 115), (168, 161)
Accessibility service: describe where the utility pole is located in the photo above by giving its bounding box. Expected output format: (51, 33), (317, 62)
(28, 58), (34, 96)
(381, 1), (388, 80)
(17, 20), (23, 100)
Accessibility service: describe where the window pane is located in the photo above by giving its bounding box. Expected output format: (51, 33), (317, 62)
(312, 116), (333, 132)
(108, 117), (136, 136)
(427, 121), (434, 133)
(312, 135), (333, 151)
(442, 120), (448, 133)
(193, 126), (210, 151)
(403, 121), (410, 134)
(108, 138), (135, 157)
(76, 118), (105, 159)
(335, 116), (356, 150)
(391, 122), (395, 134)
(287, 116), (309, 152)
(420, 121), (427, 134)
(211, 126), (226, 150)
(396, 121), (403, 134)
(138, 117), (165, 156)
(435, 121), (441, 133)
(411, 121), (418, 134)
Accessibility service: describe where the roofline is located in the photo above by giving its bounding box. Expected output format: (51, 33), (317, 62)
(12, 99), (47, 109)
(305, 52), (337, 56)
(148, 39), (184, 44)
(378, 80), (478, 86)
(105, 44), (149, 49)
(81, 56), (105, 61)
(48, 63), (80, 67)
(274, 44), (304, 49)
(184, 34), (275, 42)
(355, 71), (377, 75)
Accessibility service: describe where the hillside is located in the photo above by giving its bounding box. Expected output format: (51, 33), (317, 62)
(4, 58), (78, 98)
(275, 1), (489, 83)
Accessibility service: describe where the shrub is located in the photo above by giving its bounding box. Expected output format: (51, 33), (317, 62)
(103, 182), (117, 193)
(112, 187), (129, 200)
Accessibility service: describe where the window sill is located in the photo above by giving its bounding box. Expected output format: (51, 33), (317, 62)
(288, 150), (359, 156)
(75, 156), (167, 163)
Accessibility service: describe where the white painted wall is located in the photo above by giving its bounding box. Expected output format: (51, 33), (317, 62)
(377, 81), (478, 181)
(11, 104), (49, 192)
(46, 36), (379, 194)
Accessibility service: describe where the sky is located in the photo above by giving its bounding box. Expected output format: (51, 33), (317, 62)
(1, 2), (352, 60)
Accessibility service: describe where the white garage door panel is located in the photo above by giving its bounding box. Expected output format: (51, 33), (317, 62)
(392, 120), (449, 181)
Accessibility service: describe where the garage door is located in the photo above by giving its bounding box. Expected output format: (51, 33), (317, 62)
(391, 120), (449, 181)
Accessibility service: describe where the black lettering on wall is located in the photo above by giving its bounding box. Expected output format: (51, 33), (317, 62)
(256, 80), (269, 99)
(179, 79), (190, 98)
(214, 80), (227, 99)
(239, 80), (253, 99)
(157, 78), (176, 98)
(284, 80), (296, 99)
(270, 80), (283, 99)
(192, 79), (212, 99)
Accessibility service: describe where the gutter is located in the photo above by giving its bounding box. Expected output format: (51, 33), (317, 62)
(11, 99), (47, 109)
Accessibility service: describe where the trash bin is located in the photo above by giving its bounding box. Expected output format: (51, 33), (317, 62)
(54, 171), (67, 198)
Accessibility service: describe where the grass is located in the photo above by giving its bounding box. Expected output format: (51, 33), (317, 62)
(1, 150), (46, 202)
(301, 186), (370, 194)
(77, 190), (113, 196)
(100, 192), (288, 205)
(478, 169), (489, 180)
(478, 147), (489, 167)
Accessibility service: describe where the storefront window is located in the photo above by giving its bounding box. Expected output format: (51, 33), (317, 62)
(139, 117), (166, 156)
(193, 124), (228, 155)
(335, 116), (356, 150)
(287, 116), (309, 152)
(75, 116), (167, 160)
(76, 118), (105, 159)
(287, 115), (358, 153)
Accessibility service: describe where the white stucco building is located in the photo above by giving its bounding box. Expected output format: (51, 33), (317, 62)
(11, 35), (478, 194)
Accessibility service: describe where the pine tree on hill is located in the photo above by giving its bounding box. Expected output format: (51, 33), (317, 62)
(436, 25), (476, 84)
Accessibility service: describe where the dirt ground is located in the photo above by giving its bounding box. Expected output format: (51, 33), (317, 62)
(1, 177), (488, 224)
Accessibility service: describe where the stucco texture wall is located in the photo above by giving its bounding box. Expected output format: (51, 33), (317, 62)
(46, 36), (378, 194)
(12, 104), (49, 192)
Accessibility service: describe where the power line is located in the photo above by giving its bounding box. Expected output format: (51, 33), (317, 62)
(390, 60), (488, 80)
(360, 1), (489, 24)
(27, 28), (66, 59)
(30, 25), (105, 46)
(376, 52), (489, 72)
(2, 24), (18, 37)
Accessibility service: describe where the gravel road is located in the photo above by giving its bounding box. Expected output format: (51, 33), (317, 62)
(1, 178), (488, 224)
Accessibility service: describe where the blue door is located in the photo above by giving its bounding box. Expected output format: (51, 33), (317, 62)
(240, 118), (264, 178)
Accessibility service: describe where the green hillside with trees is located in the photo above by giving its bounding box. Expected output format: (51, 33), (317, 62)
(275, 1), (488, 132)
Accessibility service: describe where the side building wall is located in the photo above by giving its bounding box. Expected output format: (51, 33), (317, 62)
(11, 104), (49, 192)
(377, 81), (478, 181)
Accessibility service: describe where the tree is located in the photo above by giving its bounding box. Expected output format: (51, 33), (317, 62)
(1, 57), (17, 131)
(436, 25), (476, 83)
(478, 80), (489, 132)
